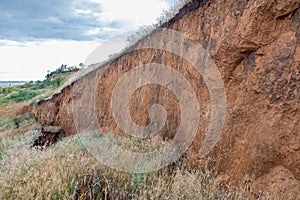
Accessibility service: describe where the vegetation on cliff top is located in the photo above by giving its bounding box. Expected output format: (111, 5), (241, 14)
(0, 64), (80, 106)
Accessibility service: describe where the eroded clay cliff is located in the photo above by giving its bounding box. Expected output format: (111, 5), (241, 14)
(29, 0), (300, 197)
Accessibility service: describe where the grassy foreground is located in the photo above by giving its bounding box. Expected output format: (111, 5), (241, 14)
(0, 130), (255, 199)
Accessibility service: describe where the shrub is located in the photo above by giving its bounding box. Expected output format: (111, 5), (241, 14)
(2, 77), (63, 104)
(45, 65), (79, 80)
(1, 87), (13, 95)
(0, 97), (9, 105)
(17, 83), (32, 89)
(8, 90), (38, 103)
(40, 77), (63, 89)
(49, 77), (63, 88)
(30, 83), (46, 90)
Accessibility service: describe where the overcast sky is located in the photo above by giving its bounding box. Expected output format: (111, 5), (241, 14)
(0, 0), (173, 81)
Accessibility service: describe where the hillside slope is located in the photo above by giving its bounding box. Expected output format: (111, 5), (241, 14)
(28, 0), (300, 197)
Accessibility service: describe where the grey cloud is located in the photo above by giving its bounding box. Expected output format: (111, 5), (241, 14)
(0, 0), (127, 42)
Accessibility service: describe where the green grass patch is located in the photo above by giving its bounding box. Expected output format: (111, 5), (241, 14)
(0, 139), (4, 161)
(0, 97), (9, 105)
(1, 87), (14, 95)
(0, 64), (74, 105)
(0, 150), (4, 161)
(0, 118), (9, 127)
(42, 77), (64, 89)
(0, 77), (65, 104)
(8, 90), (38, 103)
(16, 83), (32, 89)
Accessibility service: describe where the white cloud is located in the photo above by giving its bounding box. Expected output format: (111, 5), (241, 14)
(45, 17), (63, 23)
(86, 27), (120, 36)
(90, 0), (168, 26)
(86, 28), (101, 36)
(0, 40), (101, 81)
(0, 40), (32, 47)
(74, 9), (93, 15)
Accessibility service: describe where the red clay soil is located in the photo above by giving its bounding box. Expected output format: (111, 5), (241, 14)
(28, 0), (300, 197)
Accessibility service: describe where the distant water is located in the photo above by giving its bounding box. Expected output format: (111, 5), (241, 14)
(0, 81), (26, 87)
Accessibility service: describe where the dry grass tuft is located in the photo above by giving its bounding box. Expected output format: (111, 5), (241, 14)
(13, 102), (28, 115)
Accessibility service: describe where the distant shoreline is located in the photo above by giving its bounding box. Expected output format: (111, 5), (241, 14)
(0, 81), (27, 87)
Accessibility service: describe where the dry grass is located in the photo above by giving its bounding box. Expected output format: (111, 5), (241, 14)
(1, 122), (40, 140)
(0, 113), (38, 139)
(0, 102), (27, 119)
(0, 129), (257, 200)
(13, 102), (28, 115)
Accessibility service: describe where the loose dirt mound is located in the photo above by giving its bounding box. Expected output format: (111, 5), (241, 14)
(31, 126), (65, 149)
(29, 0), (300, 197)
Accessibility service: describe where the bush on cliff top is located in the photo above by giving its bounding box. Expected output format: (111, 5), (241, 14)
(0, 77), (65, 105)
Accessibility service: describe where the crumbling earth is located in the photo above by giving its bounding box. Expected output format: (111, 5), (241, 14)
(28, 0), (300, 197)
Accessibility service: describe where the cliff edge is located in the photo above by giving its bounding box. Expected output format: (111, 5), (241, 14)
(29, 0), (300, 197)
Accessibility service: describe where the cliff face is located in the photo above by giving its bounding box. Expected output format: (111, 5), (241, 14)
(30, 0), (300, 196)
